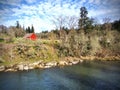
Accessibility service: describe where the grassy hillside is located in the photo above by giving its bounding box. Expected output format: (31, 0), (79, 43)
(0, 30), (120, 67)
(0, 39), (60, 65)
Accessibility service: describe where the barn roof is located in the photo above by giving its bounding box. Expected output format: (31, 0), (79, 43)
(24, 33), (34, 38)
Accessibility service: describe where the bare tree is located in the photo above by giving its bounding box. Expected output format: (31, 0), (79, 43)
(51, 15), (67, 40)
(51, 15), (78, 43)
(66, 16), (78, 30)
(52, 15), (66, 30)
(103, 17), (112, 31)
(93, 18), (101, 30)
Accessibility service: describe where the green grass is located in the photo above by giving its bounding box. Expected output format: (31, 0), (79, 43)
(0, 39), (60, 66)
(13, 38), (60, 46)
(0, 38), (4, 42)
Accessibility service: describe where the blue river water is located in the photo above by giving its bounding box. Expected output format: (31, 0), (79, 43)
(0, 61), (120, 90)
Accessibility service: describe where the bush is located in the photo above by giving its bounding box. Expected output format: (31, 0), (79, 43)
(0, 38), (4, 42)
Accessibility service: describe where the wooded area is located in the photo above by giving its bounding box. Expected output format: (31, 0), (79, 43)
(0, 7), (120, 63)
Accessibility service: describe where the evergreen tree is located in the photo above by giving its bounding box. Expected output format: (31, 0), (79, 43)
(28, 26), (31, 33)
(26, 28), (28, 33)
(31, 25), (35, 33)
(112, 19), (120, 31)
(78, 7), (88, 30)
(84, 17), (94, 34)
(16, 21), (20, 28)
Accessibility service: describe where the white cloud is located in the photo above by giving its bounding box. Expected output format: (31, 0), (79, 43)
(0, 0), (120, 33)
(20, 16), (55, 32)
(25, 0), (37, 4)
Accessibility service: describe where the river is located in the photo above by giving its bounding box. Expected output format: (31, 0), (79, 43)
(0, 61), (120, 90)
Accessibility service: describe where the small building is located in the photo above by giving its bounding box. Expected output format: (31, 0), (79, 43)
(24, 33), (37, 40)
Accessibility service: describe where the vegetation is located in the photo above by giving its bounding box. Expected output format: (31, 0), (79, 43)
(0, 7), (120, 66)
(26, 25), (35, 33)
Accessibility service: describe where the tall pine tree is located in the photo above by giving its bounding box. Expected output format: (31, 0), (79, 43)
(16, 21), (20, 28)
(28, 26), (31, 33)
(31, 25), (35, 33)
(78, 7), (88, 30)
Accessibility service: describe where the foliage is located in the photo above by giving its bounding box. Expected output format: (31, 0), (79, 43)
(8, 26), (25, 38)
(31, 25), (35, 33)
(26, 25), (35, 33)
(78, 7), (88, 30)
(112, 19), (120, 32)
(16, 21), (21, 28)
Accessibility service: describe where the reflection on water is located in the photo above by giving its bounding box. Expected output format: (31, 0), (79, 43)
(0, 61), (120, 90)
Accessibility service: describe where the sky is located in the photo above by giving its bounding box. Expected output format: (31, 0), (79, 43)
(0, 0), (120, 33)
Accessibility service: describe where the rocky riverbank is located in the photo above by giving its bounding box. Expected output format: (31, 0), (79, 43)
(0, 57), (83, 72)
(0, 42), (120, 72)
(0, 55), (120, 72)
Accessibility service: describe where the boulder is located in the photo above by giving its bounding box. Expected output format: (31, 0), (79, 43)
(29, 66), (34, 70)
(0, 65), (5, 71)
(80, 59), (83, 63)
(39, 64), (45, 68)
(72, 60), (79, 64)
(45, 61), (57, 67)
(33, 60), (43, 66)
(18, 64), (24, 71)
(44, 65), (52, 68)
(28, 64), (34, 69)
(34, 65), (40, 69)
(58, 61), (68, 66)
(5, 68), (16, 72)
(24, 65), (29, 70)
(68, 62), (72, 65)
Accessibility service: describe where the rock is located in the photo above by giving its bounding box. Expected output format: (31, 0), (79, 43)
(68, 59), (74, 63)
(58, 61), (64, 66)
(72, 60), (79, 64)
(5, 68), (16, 72)
(33, 60), (43, 66)
(58, 61), (68, 66)
(34, 65), (40, 69)
(28, 64), (34, 69)
(29, 66), (34, 70)
(12, 64), (19, 70)
(68, 62), (72, 65)
(38, 64), (44, 68)
(45, 61), (57, 67)
(44, 65), (52, 68)
(0, 65), (5, 71)
(33, 62), (39, 66)
(24, 65), (29, 70)
(65, 61), (69, 65)
(18, 64), (24, 71)
(80, 59), (83, 63)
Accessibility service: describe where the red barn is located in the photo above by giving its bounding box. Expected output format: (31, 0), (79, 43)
(24, 33), (37, 40)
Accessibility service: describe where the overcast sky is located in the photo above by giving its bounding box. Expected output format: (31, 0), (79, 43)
(0, 0), (120, 32)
